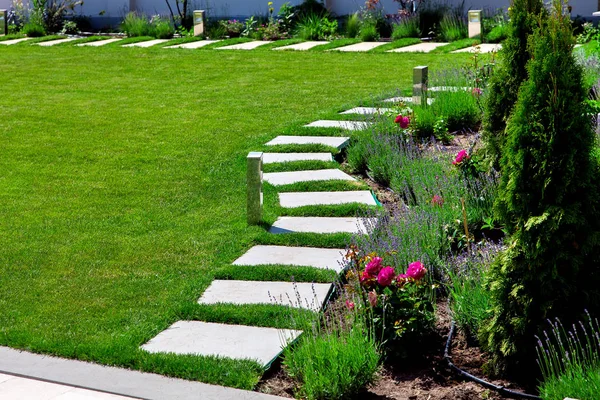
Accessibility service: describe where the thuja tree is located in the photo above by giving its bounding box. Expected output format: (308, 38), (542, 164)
(482, 0), (546, 168)
(480, 0), (600, 375)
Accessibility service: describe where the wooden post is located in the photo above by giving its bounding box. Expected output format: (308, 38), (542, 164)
(247, 152), (263, 225)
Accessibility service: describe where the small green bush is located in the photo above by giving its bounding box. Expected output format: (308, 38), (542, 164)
(359, 22), (379, 42)
(412, 106), (436, 139)
(295, 13), (337, 40)
(284, 314), (379, 400)
(485, 24), (508, 43)
(432, 90), (481, 132)
(121, 12), (154, 37)
(23, 21), (46, 37)
(438, 14), (467, 42)
(153, 17), (175, 39)
(345, 12), (361, 38)
(391, 16), (420, 40)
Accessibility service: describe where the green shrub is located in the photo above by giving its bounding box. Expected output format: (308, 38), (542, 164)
(359, 22), (379, 42)
(482, 0), (546, 168)
(345, 12), (361, 38)
(486, 24), (508, 43)
(295, 13), (337, 40)
(23, 20), (46, 37)
(153, 17), (175, 39)
(391, 16), (420, 40)
(438, 13), (467, 42)
(412, 106), (436, 139)
(121, 12), (154, 37)
(283, 310), (379, 400)
(481, 1), (600, 375)
(431, 90), (481, 132)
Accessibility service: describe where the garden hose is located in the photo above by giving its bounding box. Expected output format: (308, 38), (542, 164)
(444, 321), (542, 400)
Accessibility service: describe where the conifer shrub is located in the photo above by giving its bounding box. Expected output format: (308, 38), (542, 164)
(480, 0), (600, 376)
(482, 0), (546, 168)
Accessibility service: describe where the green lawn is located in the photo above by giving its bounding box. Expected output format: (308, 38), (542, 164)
(0, 43), (467, 389)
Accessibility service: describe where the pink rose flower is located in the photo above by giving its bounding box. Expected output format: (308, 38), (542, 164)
(368, 290), (378, 307)
(377, 266), (396, 287)
(365, 256), (383, 276)
(453, 149), (469, 165)
(472, 87), (482, 97)
(431, 194), (444, 207)
(394, 114), (410, 129)
(406, 261), (427, 280)
(345, 300), (355, 310)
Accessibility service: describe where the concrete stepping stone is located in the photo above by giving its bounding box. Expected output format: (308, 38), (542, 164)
(340, 107), (395, 115)
(78, 38), (123, 47)
(332, 41), (387, 52)
(37, 38), (79, 46)
(262, 153), (333, 164)
(453, 43), (501, 53)
(0, 38), (32, 45)
(217, 41), (272, 50)
(388, 42), (448, 53)
(265, 135), (349, 149)
(273, 41), (327, 51)
(198, 280), (331, 311)
(233, 245), (345, 271)
(383, 96), (435, 105)
(304, 120), (372, 131)
(279, 190), (377, 208)
(429, 86), (470, 92)
(165, 40), (220, 49)
(141, 321), (301, 366)
(263, 169), (355, 186)
(269, 216), (374, 234)
(123, 39), (169, 48)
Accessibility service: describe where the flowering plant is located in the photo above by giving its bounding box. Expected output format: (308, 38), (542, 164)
(394, 114), (411, 129)
(219, 19), (244, 36)
(452, 149), (481, 178)
(345, 247), (435, 355)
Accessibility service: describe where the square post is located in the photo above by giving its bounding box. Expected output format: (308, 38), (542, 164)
(413, 66), (428, 107)
(0, 10), (7, 36)
(247, 152), (263, 225)
(193, 10), (206, 37)
(468, 10), (482, 39)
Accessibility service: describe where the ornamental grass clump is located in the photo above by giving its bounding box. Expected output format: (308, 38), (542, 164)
(481, 0), (600, 376)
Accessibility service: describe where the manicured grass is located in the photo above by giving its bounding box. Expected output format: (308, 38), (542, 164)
(0, 44), (463, 389)
(431, 38), (481, 53)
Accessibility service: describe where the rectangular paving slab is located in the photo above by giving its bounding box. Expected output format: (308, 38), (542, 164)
(123, 39), (169, 48)
(217, 41), (272, 50)
(141, 321), (302, 367)
(388, 42), (448, 53)
(340, 107), (395, 115)
(263, 169), (355, 186)
(0, 38), (32, 45)
(269, 216), (374, 234)
(265, 135), (349, 149)
(273, 41), (327, 51)
(78, 38), (123, 47)
(262, 153), (333, 164)
(333, 42), (387, 52)
(452, 43), (502, 53)
(165, 40), (220, 49)
(383, 96), (435, 105)
(233, 245), (346, 271)
(279, 190), (377, 208)
(304, 120), (372, 131)
(198, 280), (332, 311)
(37, 38), (79, 46)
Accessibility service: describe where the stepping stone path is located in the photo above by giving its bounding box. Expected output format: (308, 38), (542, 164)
(262, 152), (333, 164)
(304, 120), (372, 130)
(141, 107), (380, 370)
(123, 39), (169, 48)
(266, 135), (349, 149)
(0, 38), (32, 45)
(340, 107), (395, 115)
(78, 38), (123, 47)
(269, 216), (374, 234)
(165, 40), (220, 49)
(333, 41), (387, 52)
(37, 38), (78, 46)
(263, 169), (355, 186)
(142, 321), (302, 366)
(388, 42), (448, 53)
(217, 41), (272, 50)
(274, 41), (327, 51)
(199, 280), (331, 311)
(453, 43), (502, 53)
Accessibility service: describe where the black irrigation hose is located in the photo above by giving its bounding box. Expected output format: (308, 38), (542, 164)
(444, 321), (542, 400)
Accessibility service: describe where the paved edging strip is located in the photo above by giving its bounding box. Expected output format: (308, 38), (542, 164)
(0, 346), (284, 400)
